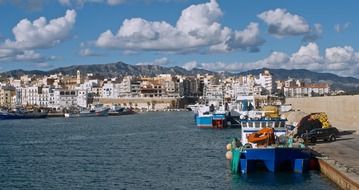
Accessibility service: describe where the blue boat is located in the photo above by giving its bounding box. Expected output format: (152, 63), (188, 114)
(231, 147), (311, 174)
(193, 102), (228, 128)
(227, 118), (314, 174)
(195, 112), (227, 128)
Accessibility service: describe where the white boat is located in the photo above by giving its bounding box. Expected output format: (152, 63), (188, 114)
(230, 95), (261, 117)
(186, 103), (201, 112)
(79, 106), (110, 117)
(64, 105), (110, 118)
(64, 113), (80, 118)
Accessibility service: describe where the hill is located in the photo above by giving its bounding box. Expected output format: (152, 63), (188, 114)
(1, 62), (358, 92)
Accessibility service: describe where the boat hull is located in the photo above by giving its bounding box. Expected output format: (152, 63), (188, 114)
(231, 147), (312, 174)
(195, 113), (226, 128)
(0, 111), (47, 120)
(64, 113), (80, 118)
(79, 108), (110, 117)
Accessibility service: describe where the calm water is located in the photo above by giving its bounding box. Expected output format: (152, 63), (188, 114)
(0, 112), (338, 189)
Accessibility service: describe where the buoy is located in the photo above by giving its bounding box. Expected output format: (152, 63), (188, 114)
(225, 151), (232, 160)
(226, 143), (232, 151)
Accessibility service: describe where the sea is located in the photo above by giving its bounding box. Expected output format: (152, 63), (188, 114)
(0, 111), (338, 189)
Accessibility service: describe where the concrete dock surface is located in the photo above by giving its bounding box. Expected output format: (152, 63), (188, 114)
(284, 96), (359, 189)
(310, 132), (359, 189)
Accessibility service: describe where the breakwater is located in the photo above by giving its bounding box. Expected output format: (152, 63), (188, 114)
(287, 95), (359, 189)
(286, 95), (359, 132)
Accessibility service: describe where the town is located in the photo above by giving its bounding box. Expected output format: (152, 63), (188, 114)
(0, 69), (333, 112)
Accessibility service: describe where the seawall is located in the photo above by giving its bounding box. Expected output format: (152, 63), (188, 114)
(316, 157), (359, 190)
(286, 95), (359, 132)
(95, 97), (178, 111)
(286, 95), (359, 189)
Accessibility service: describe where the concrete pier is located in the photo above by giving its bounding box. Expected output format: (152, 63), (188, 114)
(311, 134), (359, 190)
(286, 95), (359, 133)
(286, 96), (359, 189)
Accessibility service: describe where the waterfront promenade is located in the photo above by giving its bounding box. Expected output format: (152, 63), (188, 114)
(287, 96), (359, 189)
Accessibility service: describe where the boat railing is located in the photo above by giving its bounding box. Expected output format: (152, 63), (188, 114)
(241, 119), (286, 129)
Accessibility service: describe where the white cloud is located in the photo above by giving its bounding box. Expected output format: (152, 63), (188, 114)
(15, 50), (42, 62)
(324, 46), (359, 74)
(136, 57), (170, 66)
(334, 22), (350, 33)
(58, 0), (103, 7)
(4, 9), (76, 49)
(0, 49), (49, 63)
(79, 48), (101, 56)
(96, 0), (264, 53)
(58, 0), (174, 7)
(0, 10), (76, 64)
(0, 48), (16, 59)
(183, 61), (198, 70)
(303, 23), (322, 42)
(35, 62), (54, 68)
(325, 46), (355, 63)
(290, 42), (321, 64)
(226, 22), (265, 52)
(181, 43), (359, 77)
(107, 0), (125, 5)
(258, 8), (309, 37)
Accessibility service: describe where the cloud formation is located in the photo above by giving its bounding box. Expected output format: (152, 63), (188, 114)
(79, 48), (101, 56)
(58, 0), (179, 7)
(303, 23), (322, 42)
(4, 10), (76, 49)
(0, 10), (76, 63)
(95, 0), (264, 53)
(182, 43), (359, 77)
(258, 8), (309, 37)
(334, 22), (350, 33)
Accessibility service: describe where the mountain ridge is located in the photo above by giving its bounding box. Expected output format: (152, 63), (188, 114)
(1, 61), (358, 92)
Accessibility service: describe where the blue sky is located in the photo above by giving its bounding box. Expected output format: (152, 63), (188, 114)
(0, 0), (359, 77)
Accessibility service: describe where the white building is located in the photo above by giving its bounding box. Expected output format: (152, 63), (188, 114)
(102, 82), (118, 98)
(284, 83), (330, 97)
(77, 89), (88, 108)
(20, 86), (39, 106)
(38, 87), (50, 107)
(255, 70), (273, 94)
(57, 89), (78, 109)
(118, 76), (132, 97)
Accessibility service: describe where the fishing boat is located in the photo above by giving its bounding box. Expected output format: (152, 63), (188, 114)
(0, 109), (48, 120)
(64, 112), (80, 118)
(194, 102), (228, 128)
(108, 106), (136, 116)
(64, 105), (110, 118)
(79, 106), (110, 117)
(225, 115), (314, 174)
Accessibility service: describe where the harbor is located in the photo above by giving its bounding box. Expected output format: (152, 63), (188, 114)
(190, 93), (359, 189)
(1, 94), (358, 189)
(0, 112), (338, 189)
(1, 0), (359, 189)
(287, 96), (359, 189)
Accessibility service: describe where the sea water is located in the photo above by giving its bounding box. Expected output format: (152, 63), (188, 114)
(0, 112), (338, 189)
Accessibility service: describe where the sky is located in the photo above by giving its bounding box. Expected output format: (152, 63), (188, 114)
(0, 0), (359, 77)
